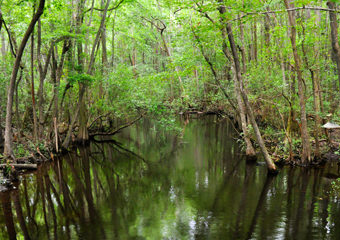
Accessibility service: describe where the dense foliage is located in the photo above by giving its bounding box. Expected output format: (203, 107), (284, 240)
(0, 0), (340, 165)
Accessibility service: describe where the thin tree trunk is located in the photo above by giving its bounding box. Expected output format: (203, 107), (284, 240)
(76, 0), (111, 143)
(252, 20), (257, 62)
(222, 12), (255, 158)
(160, 29), (183, 95)
(4, 0), (46, 158)
(284, 0), (311, 164)
(88, 0), (111, 75)
(218, 1), (277, 173)
(111, 10), (117, 67)
(76, 0), (88, 143)
(300, 13), (322, 159)
(100, 15), (107, 96)
(101, 8), (108, 68)
(264, 10), (270, 48)
(239, 15), (247, 73)
(327, 1), (340, 95)
(15, 69), (23, 134)
(31, 25), (38, 141)
(232, 71), (256, 159)
(191, 28), (238, 113)
(37, 20), (53, 138)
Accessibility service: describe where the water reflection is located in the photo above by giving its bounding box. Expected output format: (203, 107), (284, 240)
(0, 116), (340, 239)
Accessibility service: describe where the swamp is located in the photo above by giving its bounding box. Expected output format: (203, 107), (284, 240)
(1, 0), (340, 239)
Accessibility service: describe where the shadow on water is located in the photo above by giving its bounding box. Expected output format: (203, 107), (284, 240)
(0, 116), (340, 239)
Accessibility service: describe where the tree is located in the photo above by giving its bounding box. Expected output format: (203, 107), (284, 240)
(218, 0), (277, 173)
(284, 0), (311, 164)
(3, 0), (46, 159)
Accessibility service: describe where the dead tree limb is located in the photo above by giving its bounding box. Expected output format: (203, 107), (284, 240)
(90, 114), (144, 137)
(0, 164), (37, 170)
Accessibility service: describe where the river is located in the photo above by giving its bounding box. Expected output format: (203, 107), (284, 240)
(0, 116), (340, 239)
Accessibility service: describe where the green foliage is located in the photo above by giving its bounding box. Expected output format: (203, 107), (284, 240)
(335, 146), (340, 156)
(1, 0), (340, 159)
(67, 72), (95, 86)
(13, 144), (30, 158)
(331, 178), (340, 197)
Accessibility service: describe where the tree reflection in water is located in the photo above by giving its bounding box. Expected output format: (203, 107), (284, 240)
(0, 117), (340, 239)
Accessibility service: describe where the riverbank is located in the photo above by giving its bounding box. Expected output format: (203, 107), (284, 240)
(1, 111), (339, 191)
(0, 114), (145, 190)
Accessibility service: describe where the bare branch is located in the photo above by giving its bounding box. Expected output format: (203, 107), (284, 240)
(230, 7), (339, 22)
(194, 3), (215, 24)
(0, 11), (17, 58)
(90, 113), (145, 137)
(84, 0), (125, 14)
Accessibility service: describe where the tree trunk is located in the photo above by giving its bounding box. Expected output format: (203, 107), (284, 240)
(191, 28), (238, 113)
(31, 25), (38, 141)
(51, 48), (59, 124)
(160, 28), (183, 95)
(221, 11), (255, 158)
(4, 0), (46, 158)
(284, 0), (311, 164)
(238, 15), (247, 73)
(300, 12), (322, 159)
(218, 2), (277, 173)
(111, 10), (117, 67)
(75, 0), (111, 143)
(76, 0), (88, 143)
(264, 10), (270, 48)
(252, 20), (257, 62)
(232, 71), (256, 159)
(37, 19), (53, 138)
(88, 0), (111, 75)
(100, 23), (107, 96)
(327, 1), (340, 95)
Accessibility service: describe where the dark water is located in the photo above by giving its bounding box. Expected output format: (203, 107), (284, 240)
(1, 116), (340, 240)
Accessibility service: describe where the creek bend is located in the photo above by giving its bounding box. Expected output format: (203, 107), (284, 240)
(0, 116), (340, 239)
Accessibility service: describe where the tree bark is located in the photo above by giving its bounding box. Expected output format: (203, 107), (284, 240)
(284, 0), (311, 164)
(300, 12), (322, 159)
(111, 10), (117, 67)
(76, 0), (111, 143)
(218, 1), (277, 173)
(238, 15), (247, 73)
(88, 0), (111, 75)
(76, 0), (88, 143)
(31, 24), (38, 141)
(4, 0), (46, 158)
(252, 20), (258, 62)
(37, 19), (53, 138)
(221, 11), (255, 158)
(327, 1), (340, 95)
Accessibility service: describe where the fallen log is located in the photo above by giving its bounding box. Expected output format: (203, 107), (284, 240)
(0, 164), (37, 170)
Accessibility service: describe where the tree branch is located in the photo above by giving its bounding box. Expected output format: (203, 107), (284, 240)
(0, 11), (17, 58)
(230, 7), (339, 22)
(84, 0), (125, 14)
(90, 114), (145, 137)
